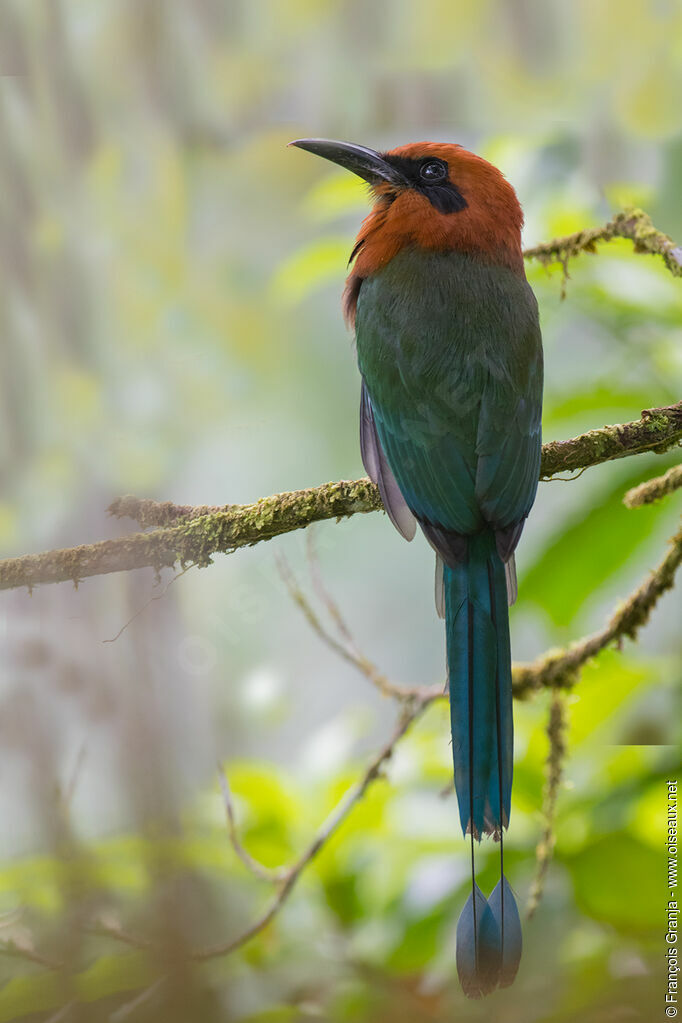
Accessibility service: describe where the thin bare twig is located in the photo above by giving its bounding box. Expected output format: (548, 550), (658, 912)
(43, 1002), (77, 1023)
(109, 977), (167, 1023)
(276, 552), (409, 700)
(103, 565), (193, 643)
(306, 529), (356, 647)
(282, 522), (682, 703)
(193, 696), (434, 962)
(82, 919), (151, 951)
(543, 466), (590, 483)
(74, 698), (433, 965)
(217, 762), (286, 883)
(0, 938), (63, 971)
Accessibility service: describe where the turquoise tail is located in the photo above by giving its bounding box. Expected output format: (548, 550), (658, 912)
(444, 530), (512, 838)
(445, 530), (521, 996)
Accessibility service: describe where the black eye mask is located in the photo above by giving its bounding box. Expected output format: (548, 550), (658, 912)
(381, 154), (468, 214)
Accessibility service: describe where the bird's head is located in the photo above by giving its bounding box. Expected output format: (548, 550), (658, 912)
(290, 139), (525, 322)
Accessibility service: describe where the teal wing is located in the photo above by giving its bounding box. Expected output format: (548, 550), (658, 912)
(354, 249), (543, 562)
(475, 320), (543, 557)
(366, 372), (485, 538)
(359, 380), (417, 541)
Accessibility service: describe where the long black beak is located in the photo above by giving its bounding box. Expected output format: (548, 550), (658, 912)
(289, 138), (407, 188)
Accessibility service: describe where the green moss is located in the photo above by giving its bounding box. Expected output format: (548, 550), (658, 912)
(524, 207), (681, 279)
(625, 465), (682, 507)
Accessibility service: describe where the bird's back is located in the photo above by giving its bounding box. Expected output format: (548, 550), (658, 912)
(355, 246), (543, 541)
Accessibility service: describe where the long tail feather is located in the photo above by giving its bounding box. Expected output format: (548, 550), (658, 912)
(455, 883), (501, 998)
(488, 876), (522, 987)
(444, 532), (512, 838)
(489, 552), (513, 832)
(446, 530), (519, 996)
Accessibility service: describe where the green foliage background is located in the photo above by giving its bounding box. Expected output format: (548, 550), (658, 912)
(0, 2), (680, 1021)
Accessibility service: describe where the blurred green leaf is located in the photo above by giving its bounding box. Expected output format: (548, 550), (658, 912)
(567, 652), (649, 747)
(0, 954), (152, 1023)
(565, 834), (662, 930)
(302, 174), (369, 222)
(0, 970), (62, 1023)
(521, 462), (677, 626)
(240, 1008), (301, 1023)
(271, 238), (350, 305)
(227, 762), (303, 867)
(385, 907), (447, 973)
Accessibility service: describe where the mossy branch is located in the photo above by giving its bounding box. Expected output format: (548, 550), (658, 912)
(624, 463), (682, 507)
(523, 208), (682, 278)
(536, 402), (681, 479)
(0, 480), (383, 592)
(512, 521), (682, 697)
(109, 401), (682, 532)
(1, 403), (678, 595)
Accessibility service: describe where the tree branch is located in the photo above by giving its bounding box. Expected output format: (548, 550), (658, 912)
(1, 404), (680, 594)
(512, 521), (682, 697)
(217, 762), (286, 883)
(624, 463), (682, 507)
(0, 479), (382, 592)
(88, 699), (434, 964)
(537, 402), (681, 480)
(0, 938), (63, 971)
(523, 208), (682, 278)
(276, 542), (410, 701)
(193, 695), (432, 962)
(526, 690), (569, 919)
(281, 518), (682, 704)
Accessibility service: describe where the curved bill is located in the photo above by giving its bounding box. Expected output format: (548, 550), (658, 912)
(289, 138), (407, 188)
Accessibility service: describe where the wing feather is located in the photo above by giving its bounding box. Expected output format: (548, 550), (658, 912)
(360, 381), (416, 541)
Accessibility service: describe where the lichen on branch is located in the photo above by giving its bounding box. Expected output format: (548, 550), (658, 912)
(511, 522), (682, 697)
(0, 404), (680, 593)
(538, 402), (682, 479)
(523, 208), (682, 278)
(0, 479), (382, 592)
(624, 463), (682, 507)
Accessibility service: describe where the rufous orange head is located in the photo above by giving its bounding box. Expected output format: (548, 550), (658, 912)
(290, 139), (525, 322)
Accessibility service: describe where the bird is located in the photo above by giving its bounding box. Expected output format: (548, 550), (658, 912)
(289, 138), (543, 998)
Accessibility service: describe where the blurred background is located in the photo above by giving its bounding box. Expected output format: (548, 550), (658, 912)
(0, 1), (680, 1020)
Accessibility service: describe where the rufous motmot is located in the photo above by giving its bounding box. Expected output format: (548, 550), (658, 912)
(290, 138), (543, 998)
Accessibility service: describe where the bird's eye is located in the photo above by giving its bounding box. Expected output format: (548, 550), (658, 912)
(420, 160), (447, 182)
